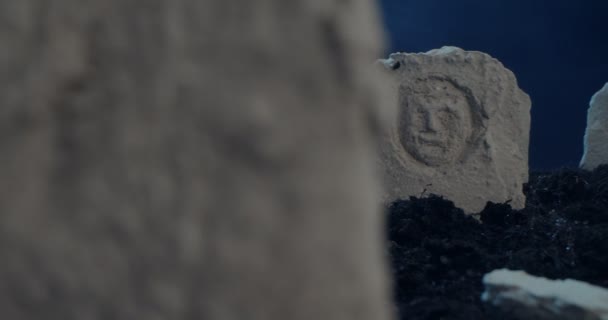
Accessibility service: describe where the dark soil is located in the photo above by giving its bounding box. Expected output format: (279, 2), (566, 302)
(387, 165), (608, 320)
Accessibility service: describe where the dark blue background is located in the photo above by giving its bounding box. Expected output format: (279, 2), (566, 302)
(379, 0), (608, 170)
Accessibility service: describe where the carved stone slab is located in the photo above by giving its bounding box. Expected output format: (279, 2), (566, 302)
(581, 82), (608, 170)
(378, 47), (531, 213)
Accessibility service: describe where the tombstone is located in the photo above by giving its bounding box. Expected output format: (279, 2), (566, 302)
(377, 47), (531, 213)
(0, 0), (394, 319)
(581, 82), (608, 171)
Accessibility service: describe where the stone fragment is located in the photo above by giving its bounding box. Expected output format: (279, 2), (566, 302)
(581, 82), (608, 170)
(482, 269), (608, 320)
(377, 47), (531, 213)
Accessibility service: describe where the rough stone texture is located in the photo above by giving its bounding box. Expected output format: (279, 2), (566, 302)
(377, 47), (531, 213)
(0, 1), (394, 320)
(581, 83), (608, 170)
(482, 269), (608, 320)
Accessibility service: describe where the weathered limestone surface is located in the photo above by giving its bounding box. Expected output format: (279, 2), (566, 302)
(378, 47), (531, 213)
(482, 269), (608, 320)
(581, 82), (608, 170)
(0, 1), (394, 319)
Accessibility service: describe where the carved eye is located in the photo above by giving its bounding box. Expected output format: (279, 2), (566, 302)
(430, 108), (457, 127)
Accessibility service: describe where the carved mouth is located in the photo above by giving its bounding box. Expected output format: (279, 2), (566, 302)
(417, 135), (447, 147)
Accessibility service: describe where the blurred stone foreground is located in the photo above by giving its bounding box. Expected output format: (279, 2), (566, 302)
(0, 1), (394, 319)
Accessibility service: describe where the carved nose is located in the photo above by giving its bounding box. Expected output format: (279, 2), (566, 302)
(422, 111), (439, 133)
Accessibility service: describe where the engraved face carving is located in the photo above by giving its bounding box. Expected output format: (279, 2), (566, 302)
(399, 80), (473, 167)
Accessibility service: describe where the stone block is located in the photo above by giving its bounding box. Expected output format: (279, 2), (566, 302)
(0, 0), (394, 319)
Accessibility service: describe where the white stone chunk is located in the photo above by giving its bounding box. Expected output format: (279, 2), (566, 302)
(581, 82), (608, 170)
(378, 47), (531, 213)
(482, 269), (608, 320)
